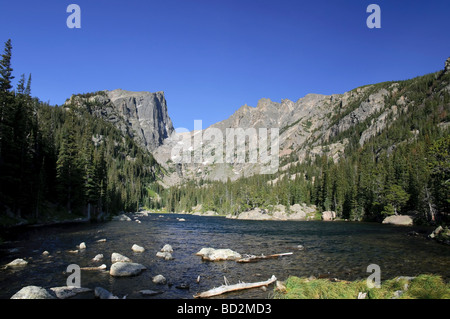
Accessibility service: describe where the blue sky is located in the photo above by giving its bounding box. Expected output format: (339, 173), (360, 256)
(1, 0), (449, 130)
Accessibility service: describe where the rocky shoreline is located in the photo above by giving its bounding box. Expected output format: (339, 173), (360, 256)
(189, 203), (319, 221)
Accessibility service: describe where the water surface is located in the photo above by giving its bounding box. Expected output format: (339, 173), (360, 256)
(0, 214), (448, 299)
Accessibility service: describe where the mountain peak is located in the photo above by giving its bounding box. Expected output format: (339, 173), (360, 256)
(66, 89), (174, 152)
(107, 89), (165, 102)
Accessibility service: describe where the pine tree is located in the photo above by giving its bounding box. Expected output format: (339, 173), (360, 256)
(24, 74), (31, 96)
(0, 39), (14, 162)
(56, 113), (83, 214)
(0, 39), (14, 93)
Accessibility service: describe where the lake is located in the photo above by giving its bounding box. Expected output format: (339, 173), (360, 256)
(0, 214), (449, 299)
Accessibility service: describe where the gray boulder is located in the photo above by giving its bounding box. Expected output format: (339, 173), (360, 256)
(92, 254), (104, 262)
(132, 244), (145, 253)
(161, 244), (173, 253)
(196, 248), (242, 261)
(50, 286), (92, 299)
(322, 211), (336, 221)
(382, 215), (413, 226)
(152, 274), (167, 284)
(111, 252), (132, 263)
(11, 286), (55, 299)
(109, 262), (146, 277)
(5, 258), (28, 268)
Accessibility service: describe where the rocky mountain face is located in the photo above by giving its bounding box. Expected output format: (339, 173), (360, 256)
(153, 57), (450, 187)
(65, 89), (174, 152)
(64, 58), (450, 188)
(150, 83), (402, 186)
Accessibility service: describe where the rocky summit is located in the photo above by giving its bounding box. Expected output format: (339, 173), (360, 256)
(65, 89), (174, 152)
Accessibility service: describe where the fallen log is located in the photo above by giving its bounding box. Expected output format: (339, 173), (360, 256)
(236, 252), (293, 263)
(80, 264), (107, 271)
(194, 275), (277, 298)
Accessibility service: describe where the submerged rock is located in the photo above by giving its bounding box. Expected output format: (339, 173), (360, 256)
(94, 287), (119, 299)
(109, 262), (146, 277)
(112, 214), (132, 221)
(11, 286), (55, 299)
(139, 289), (163, 296)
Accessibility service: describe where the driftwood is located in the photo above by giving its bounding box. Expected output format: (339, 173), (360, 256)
(236, 252), (293, 263)
(80, 264), (107, 271)
(194, 275), (277, 298)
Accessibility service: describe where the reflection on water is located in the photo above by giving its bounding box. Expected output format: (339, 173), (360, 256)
(0, 214), (449, 299)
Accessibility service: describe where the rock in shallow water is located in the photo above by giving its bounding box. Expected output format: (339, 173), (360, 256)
(161, 244), (173, 253)
(382, 215), (413, 226)
(95, 287), (119, 299)
(109, 262), (146, 277)
(156, 251), (173, 260)
(152, 274), (167, 284)
(111, 252), (132, 263)
(139, 289), (163, 296)
(50, 286), (92, 299)
(132, 244), (145, 253)
(11, 286), (55, 299)
(195, 248), (241, 261)
(5, 258), (28, 268)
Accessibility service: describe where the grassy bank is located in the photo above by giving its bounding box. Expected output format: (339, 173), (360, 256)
(275, 274), (450, 299)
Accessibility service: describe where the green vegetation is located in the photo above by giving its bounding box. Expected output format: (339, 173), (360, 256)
(276, 274), (450, 299)
(0, 39), (159, 225)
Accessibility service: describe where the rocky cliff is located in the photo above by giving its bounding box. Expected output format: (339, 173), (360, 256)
(152, 84), (401, 185)
(65, 89), (174, 152)
(154, 57), (450, 186)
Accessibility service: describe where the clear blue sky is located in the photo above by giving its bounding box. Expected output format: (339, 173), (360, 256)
(1, 0), (449, 130)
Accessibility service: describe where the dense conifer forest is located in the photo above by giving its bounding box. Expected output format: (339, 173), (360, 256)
(0, 39), (159, 225)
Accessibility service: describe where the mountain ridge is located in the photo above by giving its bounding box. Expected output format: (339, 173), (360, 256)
(63, 58), (450, 190)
